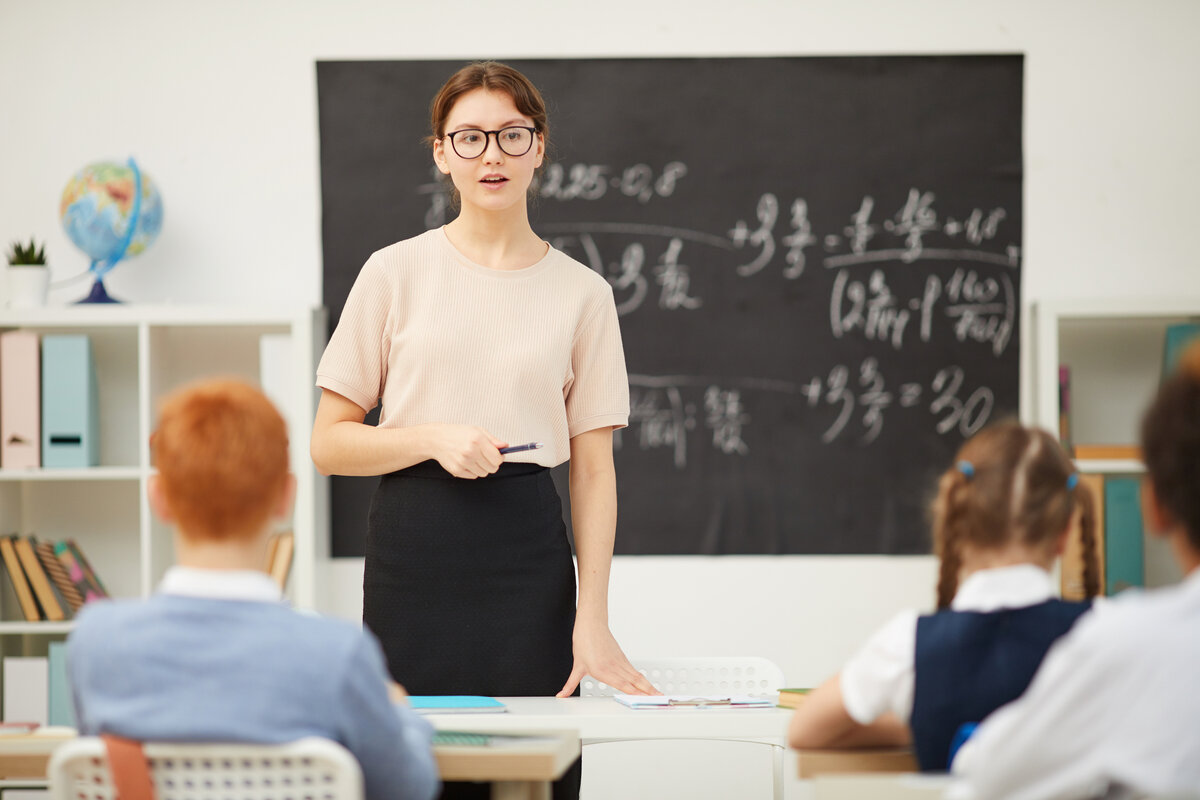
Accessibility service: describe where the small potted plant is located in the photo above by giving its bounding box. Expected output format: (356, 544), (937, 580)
(5, 237), (50, 307)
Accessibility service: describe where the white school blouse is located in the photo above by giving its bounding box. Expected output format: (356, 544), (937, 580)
(950, 568), (1200, 800)
(840, 564), (1060, 725)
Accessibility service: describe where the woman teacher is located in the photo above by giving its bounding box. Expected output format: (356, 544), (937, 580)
(311, 60), (655, 798)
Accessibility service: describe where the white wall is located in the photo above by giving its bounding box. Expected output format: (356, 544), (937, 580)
(4, 1), (1198, 796)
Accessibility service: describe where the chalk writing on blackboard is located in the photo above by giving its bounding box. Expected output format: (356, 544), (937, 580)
(618, 358), (995, 468)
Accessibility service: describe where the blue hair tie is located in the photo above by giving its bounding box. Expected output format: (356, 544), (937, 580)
(956, 460), (975, 479)
(1067, 473), (1079, 490)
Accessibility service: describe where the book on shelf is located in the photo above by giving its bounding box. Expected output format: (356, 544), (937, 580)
(35, 540), (85, 613)
(1072, 444), (1142, 461)
(267, 530), (294, 590)
(47, 641), (75, 727)
(13, 537), (64, 621)
(2, 657), (48, 724)
(1061, 473), (1106, 601)
(0, 330), (41, 470)
(776, 687), (810, 709)
(1105, 477), (1145, 595)
(54, 540), (108, 603)
(1162, 322), (1200, 379)
(0, 535), (41, 622)
(1058, 365), (1071, 449)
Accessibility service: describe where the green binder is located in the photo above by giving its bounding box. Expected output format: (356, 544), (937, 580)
(1104, 477), (1144, 596)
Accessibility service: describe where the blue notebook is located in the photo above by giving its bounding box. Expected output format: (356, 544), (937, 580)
(409, 695), (507, 714)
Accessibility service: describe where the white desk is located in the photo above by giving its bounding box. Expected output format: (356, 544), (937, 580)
(425, 697), (791, 799)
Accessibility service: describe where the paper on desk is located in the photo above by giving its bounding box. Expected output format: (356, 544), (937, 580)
(613, 694), (775, 709)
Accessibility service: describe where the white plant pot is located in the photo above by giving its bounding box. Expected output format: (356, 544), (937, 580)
(7, 264), (50, 308)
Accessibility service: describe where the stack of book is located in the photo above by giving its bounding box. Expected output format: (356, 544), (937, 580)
(0, 536), (107, 622)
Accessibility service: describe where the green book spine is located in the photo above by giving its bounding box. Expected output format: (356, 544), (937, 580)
(1104, 477), (1145, 595)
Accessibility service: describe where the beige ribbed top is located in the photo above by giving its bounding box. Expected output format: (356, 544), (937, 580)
(316, 227), (630, 467)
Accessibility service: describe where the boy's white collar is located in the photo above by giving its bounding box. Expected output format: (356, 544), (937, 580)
(158, 566), (283, 603)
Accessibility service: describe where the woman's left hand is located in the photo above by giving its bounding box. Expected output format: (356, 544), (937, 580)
(556, 617), (660, 697)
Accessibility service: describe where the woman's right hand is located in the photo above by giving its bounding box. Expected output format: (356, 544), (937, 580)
(427, 424), (507, 479)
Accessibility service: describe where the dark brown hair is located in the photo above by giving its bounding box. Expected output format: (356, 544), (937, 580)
(932, 420), (1100, 608)
(1141, 341), (1200, 549)
(428, 61), (549, 144)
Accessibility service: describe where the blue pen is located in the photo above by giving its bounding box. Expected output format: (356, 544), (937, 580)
(499, 442), (544, 454)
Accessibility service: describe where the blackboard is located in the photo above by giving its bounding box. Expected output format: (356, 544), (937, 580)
(316, 56), (1023, 556)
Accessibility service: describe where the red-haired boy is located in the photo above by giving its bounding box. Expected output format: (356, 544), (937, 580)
(67, 379), (438, 800)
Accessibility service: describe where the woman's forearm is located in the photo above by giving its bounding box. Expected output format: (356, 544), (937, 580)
(568, 430), (618, 624)
(310, 419), (436, 477)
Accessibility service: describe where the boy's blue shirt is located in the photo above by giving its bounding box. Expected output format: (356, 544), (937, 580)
(67, 569), (438, 800)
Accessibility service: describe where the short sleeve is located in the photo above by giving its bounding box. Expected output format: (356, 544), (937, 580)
(840, 610), (918, 724)
(566, 287), (630, 437)
(315, 255), (393, 413)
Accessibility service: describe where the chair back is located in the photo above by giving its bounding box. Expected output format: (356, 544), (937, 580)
(48, 736), (363, 800)
(580, 656), (785, 698)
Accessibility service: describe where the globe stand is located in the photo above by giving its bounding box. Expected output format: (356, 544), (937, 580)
(77, 278), (121, 304)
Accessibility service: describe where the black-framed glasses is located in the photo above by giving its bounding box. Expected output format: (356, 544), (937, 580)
(445, 126), (537, 159)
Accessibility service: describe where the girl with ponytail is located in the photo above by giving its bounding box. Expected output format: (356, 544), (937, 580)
(953, 343), (1200, 800)
(789, 420), (1098, 771)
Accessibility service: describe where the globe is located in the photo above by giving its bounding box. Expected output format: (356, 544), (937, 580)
(59, 159), (163, 303)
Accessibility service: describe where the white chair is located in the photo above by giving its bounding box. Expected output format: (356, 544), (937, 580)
(581, 657), (787, 800)
(47, 736), (364, 800)
(580, 655), (785, 698)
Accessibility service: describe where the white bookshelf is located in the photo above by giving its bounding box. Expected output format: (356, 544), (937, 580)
(0, 305), (329, 632)
(1031, 297), (1200, 470)
(1030, 298), (1200, 591)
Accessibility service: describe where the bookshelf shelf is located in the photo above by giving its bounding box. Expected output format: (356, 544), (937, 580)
(0, 621), (74, 635)
(1072, 459), (1145, 475)
(0, 467), (142, 482)
(0, 306), (329, 624)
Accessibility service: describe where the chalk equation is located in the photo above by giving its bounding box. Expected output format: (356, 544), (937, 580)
(616, 363), (996, 468)
(730, 188), (1018, 278)
(830, 266), (1015, 355)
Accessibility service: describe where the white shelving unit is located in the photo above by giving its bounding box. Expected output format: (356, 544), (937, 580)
(1031, 297), (1200, 472)
(0, 305), (329, 635)
(1030, 298), (1200, 591)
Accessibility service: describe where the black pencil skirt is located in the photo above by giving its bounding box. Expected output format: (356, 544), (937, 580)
(363, 460), (580, 800)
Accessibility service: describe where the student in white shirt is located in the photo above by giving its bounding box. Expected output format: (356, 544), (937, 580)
(951, 345), (1200, 799)
(788, 420), (1100, 771)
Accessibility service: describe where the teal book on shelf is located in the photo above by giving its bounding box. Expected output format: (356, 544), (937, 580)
(47, 640), (75, 726)
(1105, 477), (1145, 595)
(1162, 322), (1200, 378)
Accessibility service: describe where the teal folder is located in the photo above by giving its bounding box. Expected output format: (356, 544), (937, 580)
(40, 334), (100, 468)
(48, 640), (76, 726)
(408, 695), (507, 714)
(1105, 477), (1145, 595)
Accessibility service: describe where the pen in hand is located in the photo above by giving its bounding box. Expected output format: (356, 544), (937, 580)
(499, 442), (544, 454)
